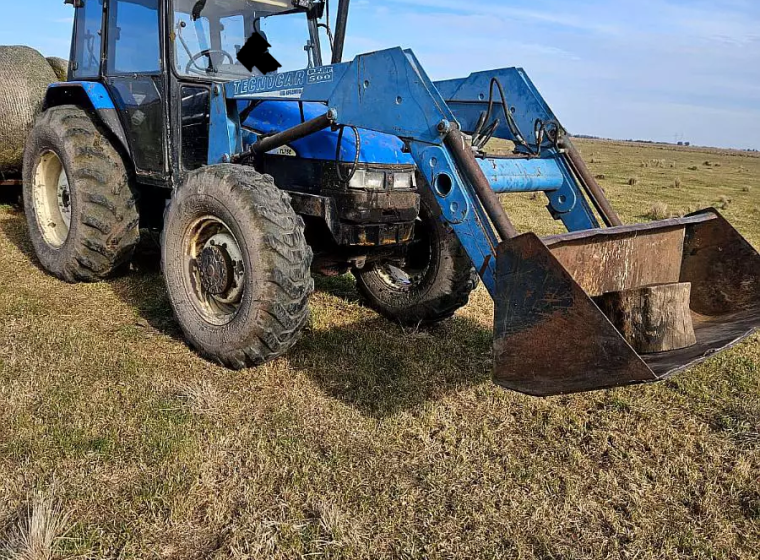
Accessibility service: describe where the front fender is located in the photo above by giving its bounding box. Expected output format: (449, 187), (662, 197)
(43, 81), (131, 159)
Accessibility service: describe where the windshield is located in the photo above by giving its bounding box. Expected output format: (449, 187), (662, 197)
(173, 0), (310, 79)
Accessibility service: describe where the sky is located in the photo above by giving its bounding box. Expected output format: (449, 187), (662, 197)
(2, 0), (759, 149)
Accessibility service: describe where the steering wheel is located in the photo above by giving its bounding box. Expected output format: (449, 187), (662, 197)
(186, 49), (235, 74)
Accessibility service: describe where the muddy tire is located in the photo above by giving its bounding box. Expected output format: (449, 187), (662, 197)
(354, 188), (478, 326)
(22, 105), (140, 283)
(162, 165), (314, 368)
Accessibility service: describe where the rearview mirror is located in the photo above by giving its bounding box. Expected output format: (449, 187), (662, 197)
(310, 1), (326, 19)
(291, 0), (325, 19)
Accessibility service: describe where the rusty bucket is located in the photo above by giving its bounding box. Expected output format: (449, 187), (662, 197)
(493, 209), (760, 396)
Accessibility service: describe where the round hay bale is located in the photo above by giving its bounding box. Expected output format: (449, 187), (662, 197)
(46, 57), (69, 81)
(0, 46), (57, 174)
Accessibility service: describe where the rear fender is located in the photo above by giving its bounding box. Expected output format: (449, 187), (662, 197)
(43, 82), (131, 159)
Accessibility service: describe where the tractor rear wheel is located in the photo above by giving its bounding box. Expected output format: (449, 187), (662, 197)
(354, 189), (478, 326)
(162, 165), (314, 368)
(22, 105), (140, 283)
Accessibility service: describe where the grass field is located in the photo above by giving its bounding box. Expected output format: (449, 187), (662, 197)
(0, 139), (758, 559)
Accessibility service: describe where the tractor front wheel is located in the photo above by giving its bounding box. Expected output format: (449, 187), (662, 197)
(353, 190), (478, 326)
(162, 165), (313, 368)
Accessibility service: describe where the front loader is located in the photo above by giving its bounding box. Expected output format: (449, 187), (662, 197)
(21, 0), (759, 396)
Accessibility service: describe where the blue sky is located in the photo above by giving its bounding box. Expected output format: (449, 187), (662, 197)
(3, 0), (759, 149)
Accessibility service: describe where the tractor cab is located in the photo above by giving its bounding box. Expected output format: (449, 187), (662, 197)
(64, 0), (409, 176)
(65, 0), (324, 183)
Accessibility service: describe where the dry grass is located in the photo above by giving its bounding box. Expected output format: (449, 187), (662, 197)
(0, 492), (69, 560)
(0, 139), (758, 558)
(176, 380), (222, 417)
(647, 201), (670, 220)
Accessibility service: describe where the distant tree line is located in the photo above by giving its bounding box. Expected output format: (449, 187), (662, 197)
(572, 133), (758, 152)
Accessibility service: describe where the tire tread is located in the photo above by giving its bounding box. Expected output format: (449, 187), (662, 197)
(23, 105), (139, 283)
(163, 164), (313, 368)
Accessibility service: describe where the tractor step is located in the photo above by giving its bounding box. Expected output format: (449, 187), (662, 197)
(493, 210), (760, 396)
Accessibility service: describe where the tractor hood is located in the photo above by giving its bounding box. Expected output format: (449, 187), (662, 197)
(240, 101), (415, 166)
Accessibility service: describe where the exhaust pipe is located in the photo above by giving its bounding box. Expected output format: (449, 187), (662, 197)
(331, 0), (351, 64)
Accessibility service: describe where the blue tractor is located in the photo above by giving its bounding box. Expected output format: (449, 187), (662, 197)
(23, 0), (759, 395)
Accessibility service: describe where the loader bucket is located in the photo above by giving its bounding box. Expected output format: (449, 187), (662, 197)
(493, 209), (760, 397)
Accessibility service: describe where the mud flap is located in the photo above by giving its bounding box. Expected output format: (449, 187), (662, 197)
(493, 209), (760, 396)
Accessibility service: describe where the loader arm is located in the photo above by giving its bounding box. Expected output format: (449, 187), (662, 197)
(221, 48), (599, 292)
(220, 47), (760, 396)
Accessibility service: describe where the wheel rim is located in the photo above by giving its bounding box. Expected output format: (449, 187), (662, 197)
(32, 151), (71, 248)
(184, 216), (246, 326)
(375, 217), (433, 292)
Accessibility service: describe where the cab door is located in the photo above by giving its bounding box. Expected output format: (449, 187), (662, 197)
(70, 0), (104, 80)
(103, 0), (169, 184)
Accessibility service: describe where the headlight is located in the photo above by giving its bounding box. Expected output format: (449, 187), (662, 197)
(391, 172), (416, 190)
(348, 169), (385, 190)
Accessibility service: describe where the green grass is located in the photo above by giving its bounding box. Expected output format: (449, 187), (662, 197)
(0, 140), (758, 559)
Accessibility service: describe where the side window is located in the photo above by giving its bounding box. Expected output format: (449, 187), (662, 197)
(174, 13), (211, 73)
(107, 0), (161, 74)
(72, 0), (104, 79)
(258, 14), (309, 71)
(180, 86), (210, 170)
(220, 15), (246, 58)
